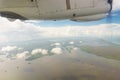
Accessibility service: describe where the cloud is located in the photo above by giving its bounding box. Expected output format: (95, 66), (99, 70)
(0, 17), (120, 43)
(51, 47), (63, 55)
(69, 41), (74, 45)
(31, 48), (48, 55)
(0, 17), (41, 42)
(51, 43), (61, 46)
(29, 24), (120, 38)
(73, 47), (78, 50)
(16, 51), (29, 59)
(1, 46), (22, 52)
(41, 49), (48, 55)
(0, 45), (120, 80)
(80, 41), (83, 43)
(113, 0), (120, 11)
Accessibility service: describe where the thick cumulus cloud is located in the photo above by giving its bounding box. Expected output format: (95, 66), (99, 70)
(1, 46), (18, 52)
(0, 17), (120, 43)
(16, 51), (29, 59)
(0, 17), (41, 42)
(0, 46), (29, 60)
(51, 47), (63, 55)
(1, 46), (22, 52)
(31, 48), (48, 55)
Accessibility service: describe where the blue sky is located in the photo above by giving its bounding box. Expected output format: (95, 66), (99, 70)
(27, 0), (120, 27)
(33, 11), (120, 27)
(0, 0), (120, 43)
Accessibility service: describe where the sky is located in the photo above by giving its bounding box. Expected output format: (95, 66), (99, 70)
(27, 0), (120, 27)
(0, 1), (120, 79)
(30, 11), (120, 27)
(0, 0), (120, 80)
(0, 0), (120, 43)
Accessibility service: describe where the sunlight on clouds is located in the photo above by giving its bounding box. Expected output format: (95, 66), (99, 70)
(31, 49), (42, 55)
(16, 51), (29, 59)
(51, 43), (61, 46)
(41, 49), (48, 55)
(31, 48), (48, 55)
(0, 17), (120, 43)
(51, 47), (63, 55)
(0, 1), (119, 43)
(73, 47), (78, 50)
(113, 0), (120, 11)
(1, 46), (21, 52)
(69, 41), (74, 45)
(0, 17), (41, 42)
(37, 24), (120, 38)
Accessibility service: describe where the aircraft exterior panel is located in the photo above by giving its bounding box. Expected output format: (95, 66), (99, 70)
(37, 0), (110, 21)
(0, 0), (40, 19)
(0, 0), (110, 21)
(0, 0), (36, 7)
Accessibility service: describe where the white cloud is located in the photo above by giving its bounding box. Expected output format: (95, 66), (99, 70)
(73, 47), (78, 50)
(16, 51), (29, 59)
(51, 47), (63, 55)
(1, 46), (20, 52)
(31, 48), (48, 55)
(51, 43), (61, 46)
(113, 0), (120, 11)
(69, 41), (74, 45)
(80, 41), (83, 43)
(35, 24), (120, 38)
(0, 17), (41, 42)
(0, 17), (120, 43)
(31, 49), (42, 55)
(41, 49), (48, 55)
